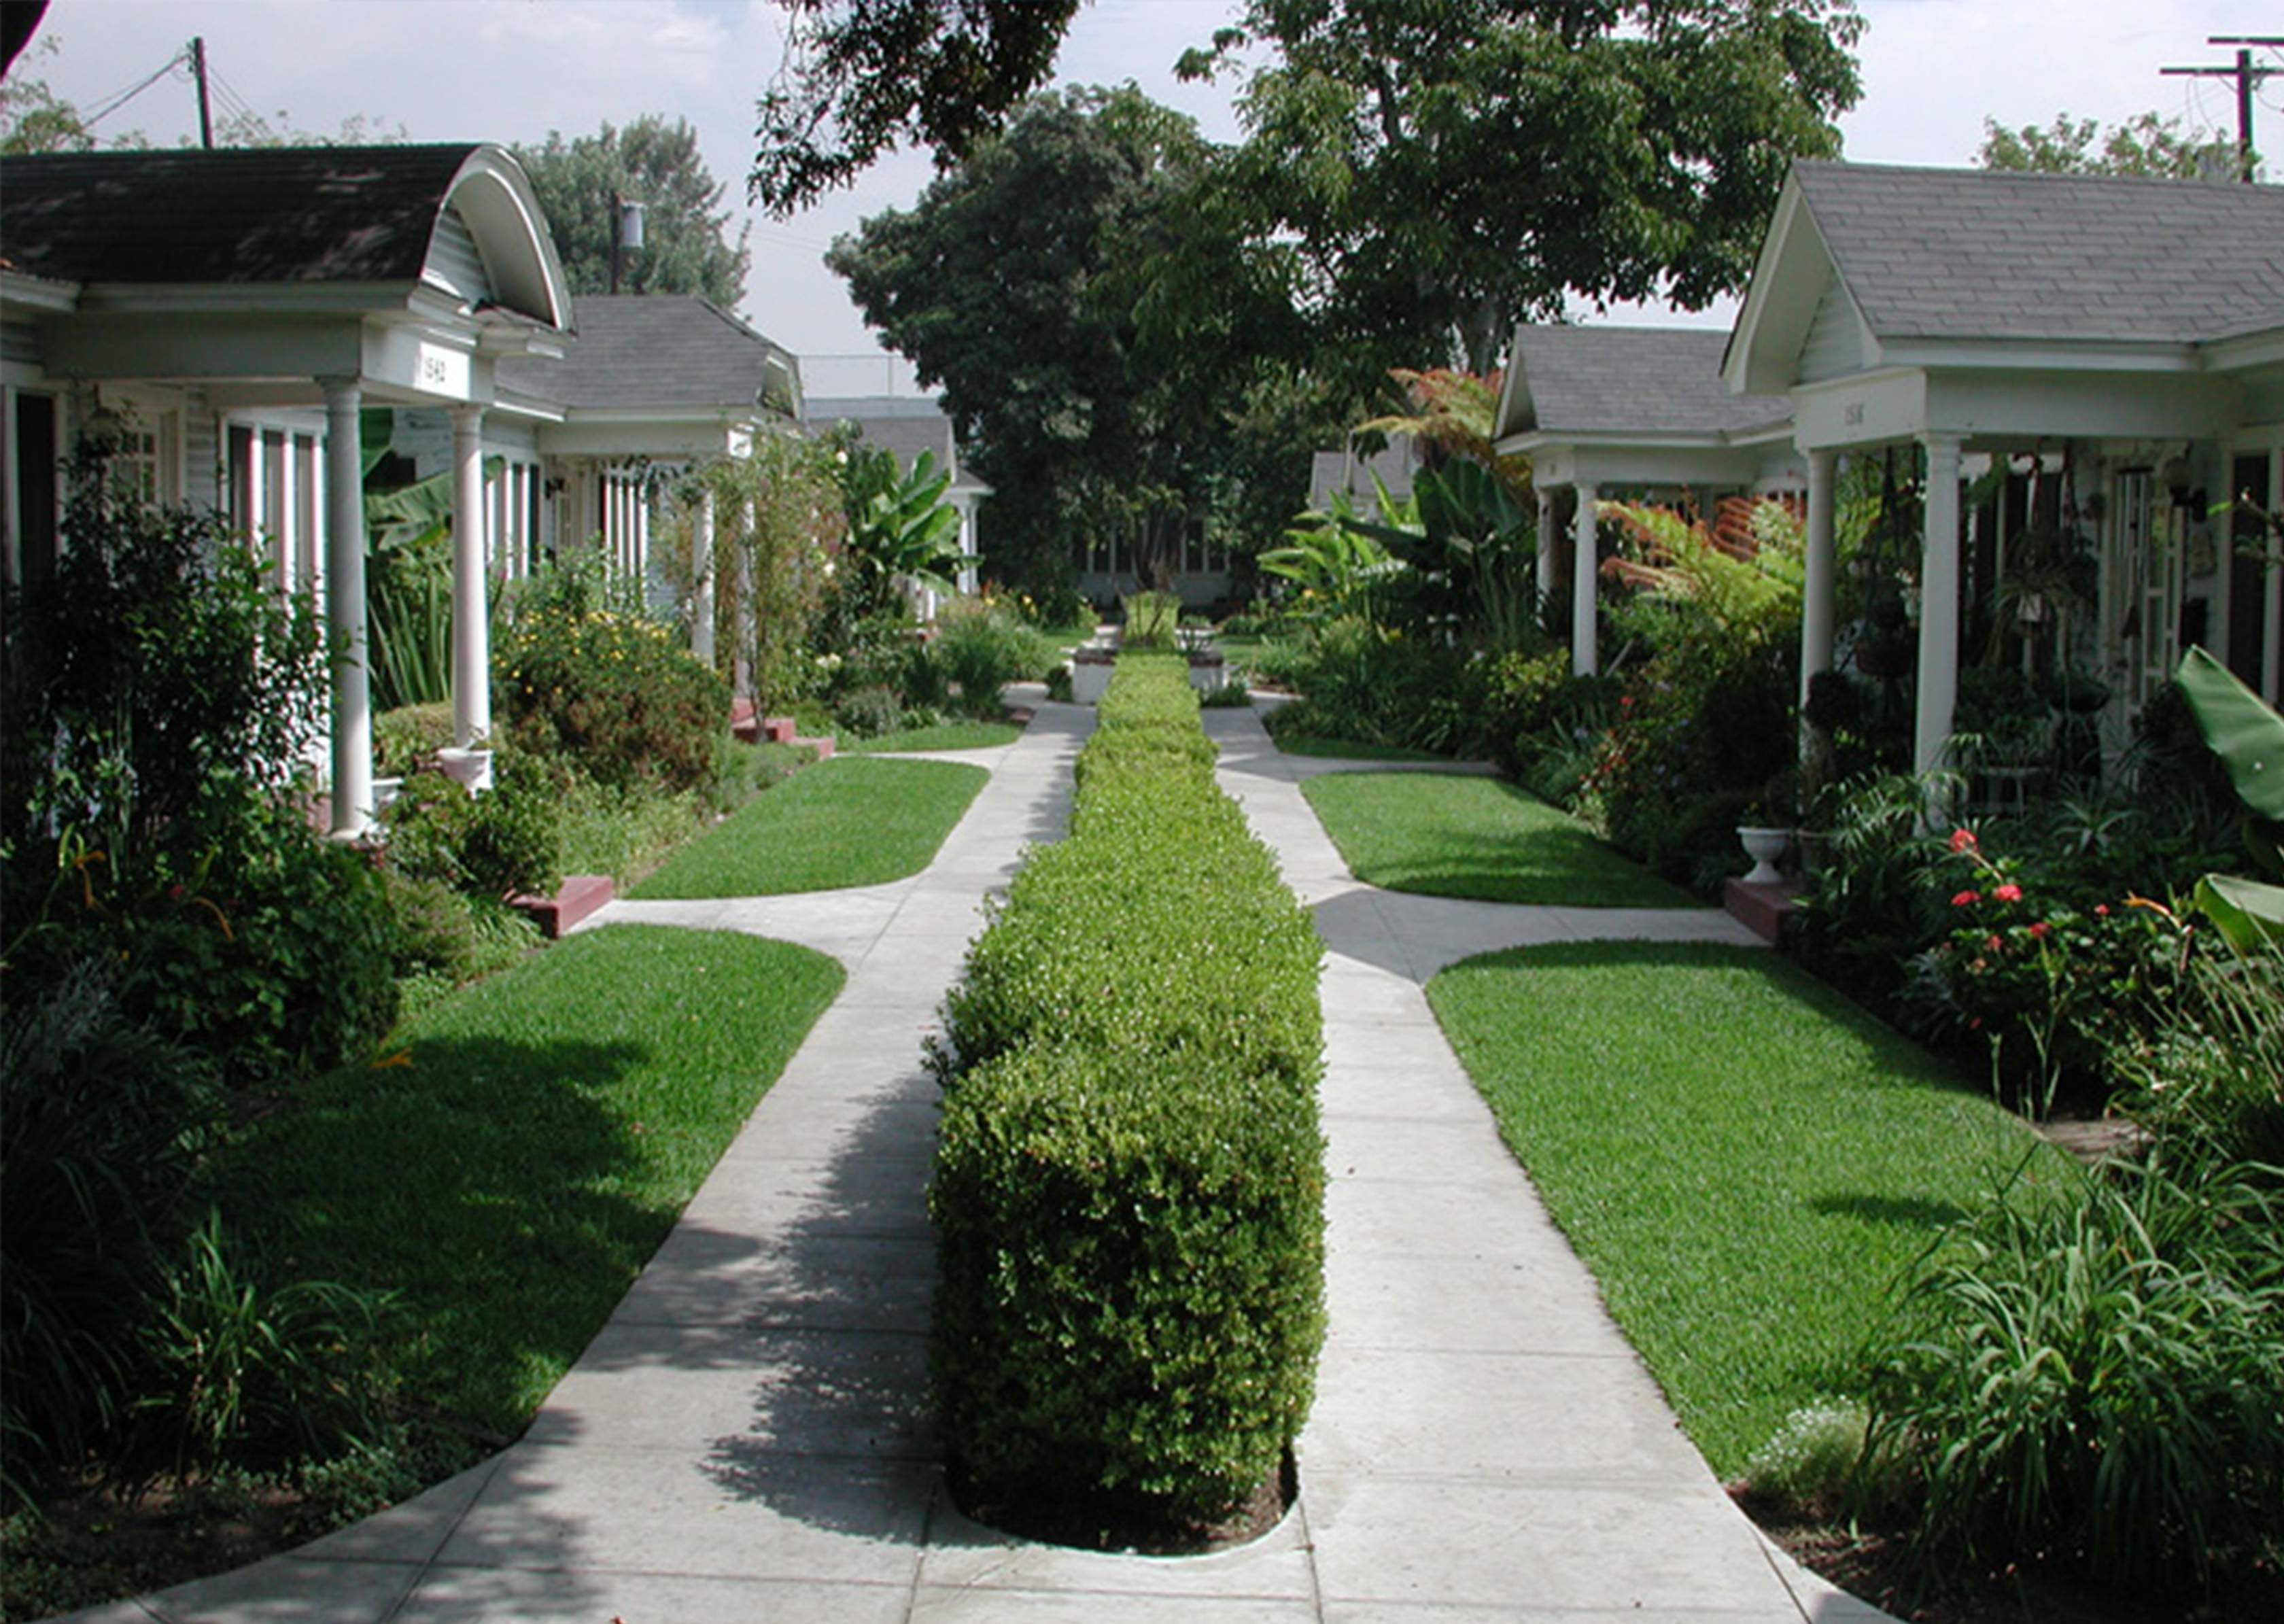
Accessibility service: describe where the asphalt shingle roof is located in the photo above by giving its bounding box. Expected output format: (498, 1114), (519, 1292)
(1792, 160), (2284, 345)
(0, 145), (483, 285)
(1510, 326), (1791, 437)
(498, 296), (791, 411)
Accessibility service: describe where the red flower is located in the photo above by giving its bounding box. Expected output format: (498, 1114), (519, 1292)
(2095, 904), (2111, 918)
(2029, 922), (2051, 940)
(1948, 828), (1978, 854)
(1986, 934), (2004, 953)
(1994, 883), (2023, 903)
(1952, 890), (1980, 907)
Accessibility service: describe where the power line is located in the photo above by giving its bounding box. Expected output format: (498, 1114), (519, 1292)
(77, 44), (190, 129)
(2160, 35), (2283, 181)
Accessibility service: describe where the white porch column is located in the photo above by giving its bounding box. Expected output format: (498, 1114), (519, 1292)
(1535, 485), (1558, 608)
(450, 407), (490, 748)
(322, 377), (373, 839)
(733, 498), (756, 701)
(1914, 433), (1965, 779)
(1571, 482), (1599, 676)
(691, 483), (716, 665)
(1800, 447), (1839, 709)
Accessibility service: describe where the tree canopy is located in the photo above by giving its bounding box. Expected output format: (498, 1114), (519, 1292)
(1177, 0), (1865, 373)
(1977, 111), (2246, 180)
(827, 87), (1229, 591)
(752, 0), (1081, 214)
(513, 116), (751, 306)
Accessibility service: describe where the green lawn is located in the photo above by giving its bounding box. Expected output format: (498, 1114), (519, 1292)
(1274, 734), (1453, 763)
(213, 925), (844, 1438)
(1304, 770), (1700, 908)
(1428, 940), (2065, 1476)
(629, 754), (987, 898)
(844, 720), (1023, 753)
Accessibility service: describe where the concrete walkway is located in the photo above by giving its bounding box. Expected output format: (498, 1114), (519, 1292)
(61, 698), (1890, 1624)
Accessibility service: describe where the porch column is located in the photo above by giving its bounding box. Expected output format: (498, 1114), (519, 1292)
(450, 407), (490, 748)
(1572, 481), (1599, 676)
(1799, 448), (1839, 708)
(691, 483), (716, 665)
(1914, 433), (1965, 779)
(1535, 485), (1558, 608)
(321, 377), (373, 840)
(2267, 445), (2283, 706)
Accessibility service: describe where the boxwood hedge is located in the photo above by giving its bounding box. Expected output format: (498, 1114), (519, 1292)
(931, 656), (1326, 1534)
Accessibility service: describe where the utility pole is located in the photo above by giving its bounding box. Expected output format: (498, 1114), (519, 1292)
(189, 36), (213, 149)
(2160, 35), (2281, 182)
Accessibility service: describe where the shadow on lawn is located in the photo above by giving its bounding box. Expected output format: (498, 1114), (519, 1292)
(223, 1032), (706, 1440)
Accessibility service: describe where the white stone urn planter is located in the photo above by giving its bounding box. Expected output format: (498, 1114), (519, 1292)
(1736, 825), (1790, 886)
(437, 744), (496, 795)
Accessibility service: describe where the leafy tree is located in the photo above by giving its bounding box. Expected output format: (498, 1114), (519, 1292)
(1977, 111), (2245, 180)
(1176, 0), (1865, 373)
(827, 87), (1225, 591)
(1, 36), (95, 153)
(751, 0), (1081, 213)
(513, 116), (750, 305)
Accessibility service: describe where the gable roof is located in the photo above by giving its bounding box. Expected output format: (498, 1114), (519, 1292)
(1498, 326), (1792, 441)
(1789, 160), (2284, 347)
(0, 143), (568, 326)
(1728, 160), (2284, 392)
(498, 295), (799, 415)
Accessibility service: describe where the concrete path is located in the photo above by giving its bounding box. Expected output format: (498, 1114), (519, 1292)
(60, 698), (1890, 1624)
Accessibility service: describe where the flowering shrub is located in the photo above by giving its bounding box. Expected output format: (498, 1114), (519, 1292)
(494, 602), (727, 794)
(1897, 827), (2181, 1109)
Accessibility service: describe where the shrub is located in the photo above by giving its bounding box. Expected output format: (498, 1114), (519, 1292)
(0, 963), (218, 1504)
(494, 590), (727, 795)
(930, 594), (1059, 719)
(1261, 615), (1491, 757)
(374, 702), (455, 779)
(380, 754), (565, 901)
(834, 683), (910, 738)
(1863, 1145), (2284, 1589)
(135, 1211), (402, 1481)
(933, 1045), (1324, 1528)
(931, 655), (1325, 1537)
(1120, 590), (1183, 649)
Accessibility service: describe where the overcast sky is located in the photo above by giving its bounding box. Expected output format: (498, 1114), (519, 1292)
(15, 0), (2281, 393)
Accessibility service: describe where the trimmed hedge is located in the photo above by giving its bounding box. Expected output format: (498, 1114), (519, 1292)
(931, 655), (1326, 1534)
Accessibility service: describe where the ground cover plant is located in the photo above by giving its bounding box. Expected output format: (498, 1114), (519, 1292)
(628, 755), (986, 899)
(931, 655), (1326, 1544)
(1304, 771), (1701, 908)
(1425, 939), (2060, 1479)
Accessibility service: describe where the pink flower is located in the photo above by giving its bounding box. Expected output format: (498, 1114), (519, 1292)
(1948, 829), (1978, 854)
(2029, 922), (2051, 940)
(1986, 934), (2004, 953)
(1994, 882), (2023, 903)
(2095, 904), (2111, 918)
(1952, 890), (1980, 907)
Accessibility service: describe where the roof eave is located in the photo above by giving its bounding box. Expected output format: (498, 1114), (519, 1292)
(1, 267), (82, 314)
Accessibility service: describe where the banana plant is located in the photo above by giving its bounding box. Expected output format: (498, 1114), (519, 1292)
(841, 446), (971, 614)
(2175, 645), (2284, 949)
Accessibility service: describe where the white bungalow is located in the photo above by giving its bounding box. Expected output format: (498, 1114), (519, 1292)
(1725, 160), (2284, 775)
(1, 143), (574, 836)
(2, 148), (812, 836)
(1492, 325), (1802, 676)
